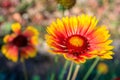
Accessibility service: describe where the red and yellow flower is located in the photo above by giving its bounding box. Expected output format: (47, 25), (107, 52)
(46, 14), (114, 64)
(2, 23), (39, 62)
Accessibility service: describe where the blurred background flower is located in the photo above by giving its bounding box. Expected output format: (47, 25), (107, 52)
(2, 23), (39, 62)
(97, 62), (108, 74)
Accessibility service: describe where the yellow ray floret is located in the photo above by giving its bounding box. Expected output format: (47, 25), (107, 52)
(12, 23), (21, 33)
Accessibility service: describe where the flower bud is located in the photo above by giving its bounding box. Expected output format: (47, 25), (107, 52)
(56, 0), (76, 9)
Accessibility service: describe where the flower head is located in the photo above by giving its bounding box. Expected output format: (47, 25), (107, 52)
(2, 23), (39, 62)
(46, 14), (114, 64)
(56, 0), (76, 9)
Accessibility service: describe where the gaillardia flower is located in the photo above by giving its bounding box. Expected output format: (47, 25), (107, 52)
(46, 14), (114, 63)
(2, 23), (39, 62)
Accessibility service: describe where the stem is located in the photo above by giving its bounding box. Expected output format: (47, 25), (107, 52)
(59, 60), (69, 80)
(54, 55), (58, 63)
(50, 56), (58, 80)
(71, 65), (80, 80)
(22, 60), (28, 80)
(66, 62), (74, 80)
(93, 72), (101, 80)
(83, 57), (100, 80)
(50, 73), (55, 80)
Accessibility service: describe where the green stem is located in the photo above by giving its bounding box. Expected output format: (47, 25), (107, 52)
(83, 57), (100, 80)
(50, 73), (55, 80)
(93, 72), (101, 80)
(66, 62), (74, 80)
(50, 56), (58, 80)
(71, 65), (80, 80)
(59, 60), (69, 80)
(22, 60), (28, 80)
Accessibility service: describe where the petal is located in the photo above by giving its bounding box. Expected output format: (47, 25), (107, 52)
(81, 53), (96, 59)
(90, 39), (112, 45)
(20, 50), (29, 60)
(77, 14), (98, 35)
(99, 51), (114, 56)
(2, 45), (18, 62)
(91, 45), (114, 51)
(100, 54), (113, 59)
(90, 50), (114, 59)
(47, 20), (68, 39)
(12, 23), (21, 34)
(45, 34), (67, 52)
(29, 36), (39, 46)
(89, 26), (110, 43)
(3, 34), (16, 43)
(21, 45), (37, 59)
(74, 57), (86, 64)
(64, 53), (77, 60)
(64, 54), (86, 64)
(23, 26), (39, 37)
(3, 35), (11, 43)
(1, 45), (8, 54)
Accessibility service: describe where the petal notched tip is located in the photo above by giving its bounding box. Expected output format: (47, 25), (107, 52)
(12, 23), (21, 34)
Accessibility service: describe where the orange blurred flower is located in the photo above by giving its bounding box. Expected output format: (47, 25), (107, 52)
(2, 23), (39, 62)
(46, 14), (114, 64)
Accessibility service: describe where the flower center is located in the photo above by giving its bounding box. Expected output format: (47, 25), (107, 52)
(12, 35), (28, 47)
(69, 36), (84, 47)
(67, 35), (89, 56)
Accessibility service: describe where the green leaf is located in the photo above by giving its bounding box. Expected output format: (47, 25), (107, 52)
(0, 22), (12, 36)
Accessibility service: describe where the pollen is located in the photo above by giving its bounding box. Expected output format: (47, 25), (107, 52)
(69, 36), (84, 47)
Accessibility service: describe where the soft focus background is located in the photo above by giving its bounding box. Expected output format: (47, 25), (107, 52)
(0, 0), (120, 80)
